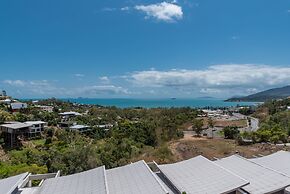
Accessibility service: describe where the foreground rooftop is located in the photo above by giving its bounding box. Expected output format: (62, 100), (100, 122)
(2, 151), (290, 194)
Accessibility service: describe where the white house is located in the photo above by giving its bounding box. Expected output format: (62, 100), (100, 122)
(10, 102), (28, 112)
(59, 111), (82, 122)
(0, 121), (47, 148)
(35, 105), (54, 113)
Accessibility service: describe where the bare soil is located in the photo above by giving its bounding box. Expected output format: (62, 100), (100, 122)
(168, 135), (290, 162)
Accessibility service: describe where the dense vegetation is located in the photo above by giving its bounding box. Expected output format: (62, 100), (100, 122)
(239, 98), (290, 144)
(0, 99), (197, 178)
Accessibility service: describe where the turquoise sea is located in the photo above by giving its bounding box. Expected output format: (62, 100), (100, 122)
(61, 98), (257, 108)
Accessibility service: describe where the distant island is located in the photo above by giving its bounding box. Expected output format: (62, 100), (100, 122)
(226, 85), (290, 102)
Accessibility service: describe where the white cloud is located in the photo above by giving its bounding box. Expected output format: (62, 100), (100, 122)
(129, 64), (290, 96)
(135, 2), (183, 22)
(99, 76), (110, 84)
(4, 80), (50, 87)
(3, 80), (65, 96)
(3, 80), (26, 87)
(78, 85), (129, 95)
(121, 6), (130, 11)
(3, 79), (129, 97)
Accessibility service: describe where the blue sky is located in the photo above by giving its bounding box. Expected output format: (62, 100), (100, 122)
(1, 0), (290, 98)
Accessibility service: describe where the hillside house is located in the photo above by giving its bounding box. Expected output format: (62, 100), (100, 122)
(59, 111), (82, 122)
(10, 102), (28, 112)
(0, 121), (47, 148)
(35, 105), (54, 113)
(69, 124), (91, 133)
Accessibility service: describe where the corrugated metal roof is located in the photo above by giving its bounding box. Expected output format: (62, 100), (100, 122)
(157, 155), (248, 194)
(250, 151), (290, 193)
(215, 155), (290, 194)
(0, 173), (28, 194)
(250, 151), (290, 176)
(106, 160), (169, 194)
(24, 121), (46, 125)
(37, 166), (108, 194)
(0, 123), (32, 129)
(69, 125), (90, 129)
(59, 111), (82, 116)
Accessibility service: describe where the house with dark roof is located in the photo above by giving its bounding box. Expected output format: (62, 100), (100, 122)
(0, 121), (47, 148)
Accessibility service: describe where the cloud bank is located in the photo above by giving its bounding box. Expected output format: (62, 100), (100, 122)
(129, 64), (290, 96)
(3, 64), (290, 98)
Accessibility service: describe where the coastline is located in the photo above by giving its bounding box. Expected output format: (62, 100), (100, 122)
(44, 98), (257, 108)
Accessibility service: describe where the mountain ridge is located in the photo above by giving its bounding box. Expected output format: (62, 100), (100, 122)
(226, 85), (290, 102)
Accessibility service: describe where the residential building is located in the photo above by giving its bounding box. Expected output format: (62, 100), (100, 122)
(10, 102), (28, 112)
(0, 121), (47, 148)
(59, 111), (82, 122)
(0, 98), (12, 104)
(69, 124), (91, 133)
(35, 105), (54, 113)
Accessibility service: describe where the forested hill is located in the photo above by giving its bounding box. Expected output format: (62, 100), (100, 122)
(226, 85), (290, 102)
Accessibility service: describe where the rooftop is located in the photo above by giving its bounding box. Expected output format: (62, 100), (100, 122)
(1, 121), (46, 129)
(37, 166), (108, 194)
(215, 155), (290, 194)
(157, 155), (249, 194)
(0, 123), (32, 129)
(106, 160), (168, 194)
(0, 173), (28, 194)
(59, 111), (82, 116)
(3, 151), (290, 194)
(250, 151), (290, 177)
(69, 125), (90, 130)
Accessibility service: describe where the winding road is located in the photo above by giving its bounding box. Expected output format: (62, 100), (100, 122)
(233, 113), (259, 132)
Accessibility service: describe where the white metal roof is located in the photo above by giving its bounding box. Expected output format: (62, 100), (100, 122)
(59, 111), (82, 116)
(157, 155), (249, 194)
(37, 166), (108, 194)
(215, 155), (290, 194)
(17, 187), (40, 194)
(24, 121), (46, 125)
(1, 121), (46, 129)
(106, 160), (169, 194)
(0, 123), (32, 129)
(0, 173), (28, 194)
(69, 125), (90, 129)
(250, 151), (290, 177)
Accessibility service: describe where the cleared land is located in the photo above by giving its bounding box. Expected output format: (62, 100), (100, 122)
(133, 133), (289, 164)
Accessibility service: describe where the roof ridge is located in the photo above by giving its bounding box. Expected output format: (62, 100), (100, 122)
(141, 160), (169, 194)
(102, 166), (110, 194)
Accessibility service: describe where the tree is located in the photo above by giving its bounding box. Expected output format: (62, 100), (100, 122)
(0, 110), (14, 124)
(192, 118), (204, 136)
(208, 117), (215, 129)
(223, 126), (240, 139)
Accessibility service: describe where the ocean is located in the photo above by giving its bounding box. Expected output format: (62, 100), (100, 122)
(61, 98), (257, 108)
